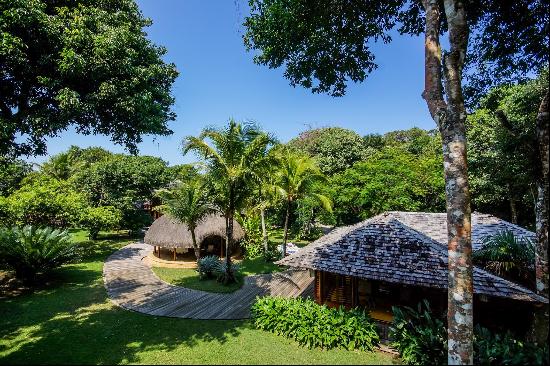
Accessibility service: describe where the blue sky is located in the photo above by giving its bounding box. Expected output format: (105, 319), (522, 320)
(30, 0), (434, 166)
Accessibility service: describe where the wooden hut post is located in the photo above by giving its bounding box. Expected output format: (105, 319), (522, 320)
(173, 248), (176, 261)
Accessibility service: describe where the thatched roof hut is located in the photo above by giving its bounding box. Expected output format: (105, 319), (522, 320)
(144, 214), (245, 249)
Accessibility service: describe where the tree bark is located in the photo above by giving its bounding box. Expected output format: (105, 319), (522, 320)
(190, 228), (201, 260)
(283, 198), (291, 256)
(422, 0), (473, 364)
(509, 193), (518, 224)
(261, 207), (268, 252)
(224, 211), (235, 284)
(532, 91), (549, 345)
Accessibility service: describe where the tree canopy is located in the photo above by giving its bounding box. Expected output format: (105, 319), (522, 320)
(0, 0), (178, 157)
(288, 127), (368, 175)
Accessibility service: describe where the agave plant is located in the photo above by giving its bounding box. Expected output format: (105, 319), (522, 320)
(473, 230), (535, 285)
(0, 225), (80, 283)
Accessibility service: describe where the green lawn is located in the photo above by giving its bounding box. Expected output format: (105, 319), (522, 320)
(151, 256), (283, 293)
(152, 267), (244, 293)
(268, 228), (312, 248)
(0, 229), (395, 365)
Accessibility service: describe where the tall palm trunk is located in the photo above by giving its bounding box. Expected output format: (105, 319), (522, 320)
(261, 207), (268, 253)
(224, 211), (235, 284)
(190, 228), (200, 260)
(423, 0), (473, 363)
(282, 198), (291, 256)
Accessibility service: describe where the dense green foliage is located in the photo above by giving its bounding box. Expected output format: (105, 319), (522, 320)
(0, 225), (80, 283)
(0, 176), (87, 227)
(251, 297), (380, 351)
(473, 230), (535, 286)
(288, 127), (368, 175)
(0, 157), (32, 196)
(40, 146), (113, 180)
(79, 206), (122, 240)
(467, 73), (548, 227)
(390, 300), (549, 365)
(390, 300), (447, 365)
(474, 325), (549, 365)
(329, 146), (444, 224)
(240, 214), (264, 259)
(71, 154), (176, 232)
(0, 0), (178, 157)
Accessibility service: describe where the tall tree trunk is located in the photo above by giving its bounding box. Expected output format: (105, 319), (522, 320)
(282, 198), (291, 256)
(509, 195), (518, 224)
(224, 212), (235, 284)
(423, 0), (473, 364)
(261, 207), (268, 253)
(190, 228), (200, 260)
(532, 91), (549, 345)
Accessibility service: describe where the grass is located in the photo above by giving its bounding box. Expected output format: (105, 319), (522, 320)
(0, 228), (396, 365)
(268, 228), (312, 248)
(152, 256), (282, 293)
(151, 267), (244, 293)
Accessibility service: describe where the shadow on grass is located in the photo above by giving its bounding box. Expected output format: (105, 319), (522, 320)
(0, 261), (245, 365)
(152, 267), (244, 294)
(239, 257), (283, 275)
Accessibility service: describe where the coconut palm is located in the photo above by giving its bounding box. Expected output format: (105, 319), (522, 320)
(274, 149), (332, 256)
(183, 120), (274, 283)
(155, 179), (215, 260)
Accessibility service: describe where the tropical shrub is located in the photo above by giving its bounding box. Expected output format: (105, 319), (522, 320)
(197, 255), (220, 280)
(241, 215), (263, 259)
(215, 261), (241, 285)
(389, 300), (447, 365)
(473, 230), (535, 285)
(70, 154), (175, 231)
(390, 300), (549, 365)
(0, 226), (80, 283)
(79, 206), (122, 240)
(3, 176), (87, 227)
(262, 246), (282, 262)
(474, 325), (549, 365)
(251, 296), (379, 351)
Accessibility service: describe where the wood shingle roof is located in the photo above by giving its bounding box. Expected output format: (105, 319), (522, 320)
(277, 212), (547, 303)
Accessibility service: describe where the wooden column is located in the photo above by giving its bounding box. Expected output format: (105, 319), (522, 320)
(173, 248), (176, 260)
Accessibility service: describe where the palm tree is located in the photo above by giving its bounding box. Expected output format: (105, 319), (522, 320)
(156, 179), (215, 260)
(274, 149), (332, 256)
(183, 120), (274, 283)
(473, 230), (535, 287)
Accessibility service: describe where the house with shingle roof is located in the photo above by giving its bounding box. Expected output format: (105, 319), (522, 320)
(277, 211), (547, 337)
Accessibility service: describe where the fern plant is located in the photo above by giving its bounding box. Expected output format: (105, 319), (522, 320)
(0, 225), (80, 283)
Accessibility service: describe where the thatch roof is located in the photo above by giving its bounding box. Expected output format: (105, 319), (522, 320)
(144, 214), (245, 249)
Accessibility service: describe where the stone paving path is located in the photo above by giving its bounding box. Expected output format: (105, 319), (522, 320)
(103, 243), (314, 319)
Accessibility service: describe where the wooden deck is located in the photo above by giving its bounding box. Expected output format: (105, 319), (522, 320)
(103, 243), (314, 319)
